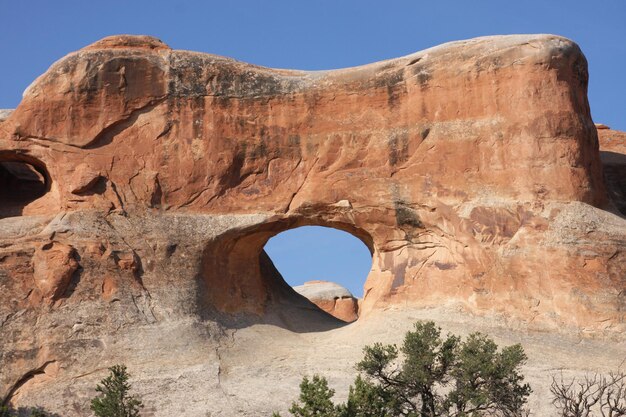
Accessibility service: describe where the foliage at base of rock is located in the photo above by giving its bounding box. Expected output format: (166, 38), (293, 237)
(274, 321), (531, 417)
(90, 365), (143, 417)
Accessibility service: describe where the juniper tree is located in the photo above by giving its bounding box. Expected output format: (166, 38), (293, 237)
(275, 321), (531, 417)
(355, 322), (531, 417)
(288, 375), (338, 417)
(90, 365), (143, 417)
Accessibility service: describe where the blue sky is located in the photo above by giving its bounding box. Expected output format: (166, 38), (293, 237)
(265, 226), (372, 297)
(1, 0), (624, 130)
(1, 1), (624, 296)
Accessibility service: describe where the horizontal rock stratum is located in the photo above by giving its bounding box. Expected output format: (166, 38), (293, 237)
(0, 34), (625, 415)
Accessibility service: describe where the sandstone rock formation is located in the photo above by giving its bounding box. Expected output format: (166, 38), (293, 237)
(598, 125), (626, 215)
(293, 280), (359, 322)
(0, 110), (12, 123)
(0, 34), (624, 416)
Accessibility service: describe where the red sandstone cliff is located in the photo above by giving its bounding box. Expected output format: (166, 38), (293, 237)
(0, 34), (624, 415)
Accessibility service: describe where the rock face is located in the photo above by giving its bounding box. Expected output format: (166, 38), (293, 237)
(32, 242), (79, 303)
(293, 280), (359, 322)
(0, 109), (12, 122)
(0, 34), (625, 416)
(598, 125), (626, 215)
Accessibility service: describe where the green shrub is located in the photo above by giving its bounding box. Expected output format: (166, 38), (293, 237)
(90, 365), (143, 417)
(274, 321), (531, 417)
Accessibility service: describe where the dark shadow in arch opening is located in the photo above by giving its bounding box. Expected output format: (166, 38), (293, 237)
(600, 151), (626, 217)
(197, 217), (374, 333)
(0, 151), (51, 219)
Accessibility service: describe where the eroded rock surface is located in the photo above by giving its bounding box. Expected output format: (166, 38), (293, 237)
(0, 109), (12, 123)
(0, 34), (625, 416)
(32, 242), (78, 303)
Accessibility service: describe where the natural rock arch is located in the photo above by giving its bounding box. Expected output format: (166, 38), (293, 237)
(1, 34), (626, 416)
(0, 34), (621, 329)
(199, 216), (374, 325)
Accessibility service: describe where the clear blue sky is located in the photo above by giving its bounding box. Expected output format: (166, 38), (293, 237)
(265, 226), (372, 297)
(1, 1), (625, 129)
(1, 1), (624, 296)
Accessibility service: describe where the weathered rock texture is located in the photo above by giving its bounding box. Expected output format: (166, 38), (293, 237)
(293, 280), (359, 322)
(0, 34), (625, 416)
(0, 110), (12, 123)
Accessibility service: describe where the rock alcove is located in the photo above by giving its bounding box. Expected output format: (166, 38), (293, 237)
(0, 152), (50, 218)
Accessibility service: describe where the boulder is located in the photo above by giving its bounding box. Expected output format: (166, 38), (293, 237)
(69, 163), (102, 194)
(293, 280), (359, 322)
(32, 242), (78, 303)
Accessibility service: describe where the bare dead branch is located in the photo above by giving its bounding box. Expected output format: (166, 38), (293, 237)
(551, 372), (626, 417)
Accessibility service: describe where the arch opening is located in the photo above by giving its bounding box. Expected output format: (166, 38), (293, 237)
(198, 219), (374, 331)
(264, 225), (373, 323)
(0, 154), (50, 219)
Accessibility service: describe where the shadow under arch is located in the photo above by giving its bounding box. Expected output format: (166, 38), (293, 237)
(0, 151), (51, 219)
(197, 216), (375, 333)
(600, 150), (626, 216)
